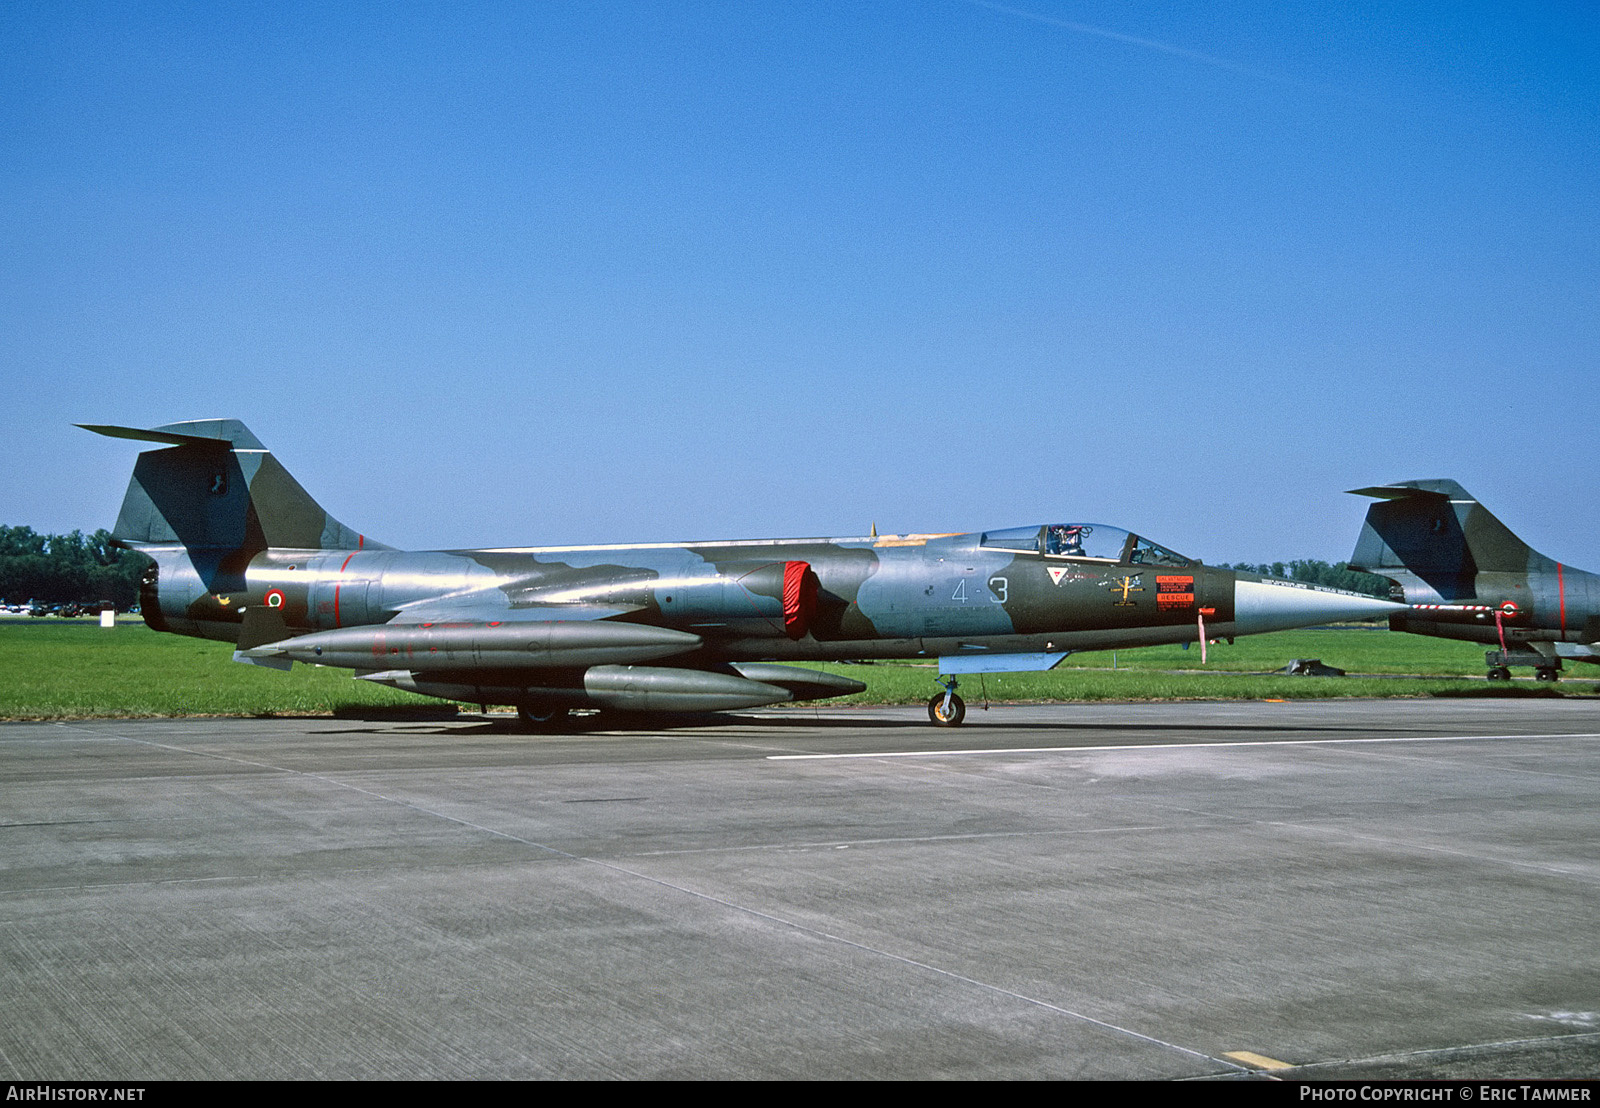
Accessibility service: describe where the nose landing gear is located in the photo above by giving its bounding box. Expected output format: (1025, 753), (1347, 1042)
(928, 675), (966, 727)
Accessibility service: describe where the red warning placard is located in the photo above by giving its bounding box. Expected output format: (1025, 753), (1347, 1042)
(1156, 576), (1194, 609)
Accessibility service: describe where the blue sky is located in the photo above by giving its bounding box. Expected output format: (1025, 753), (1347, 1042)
(3, 1), (1596, 564)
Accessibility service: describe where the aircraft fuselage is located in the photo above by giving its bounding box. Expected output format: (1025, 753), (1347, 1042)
(141, 532), (1248, 660)
(87, 419), (1402, 723)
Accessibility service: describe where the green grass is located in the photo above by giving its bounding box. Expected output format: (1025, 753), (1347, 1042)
(805, 627), (1589, 705)
(0, 619), (441, 720)
(1, 619), (1590, 721)
(1055, 626), (1488, 675)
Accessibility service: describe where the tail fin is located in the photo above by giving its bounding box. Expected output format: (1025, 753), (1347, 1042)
(1348, 479), (1543, 600)
(82, 420), (384, 588)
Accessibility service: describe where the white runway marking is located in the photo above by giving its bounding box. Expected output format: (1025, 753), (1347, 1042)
(767, 732), (1600, 760)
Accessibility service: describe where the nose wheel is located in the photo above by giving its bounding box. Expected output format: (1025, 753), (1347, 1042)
(928, 676), (967, 726)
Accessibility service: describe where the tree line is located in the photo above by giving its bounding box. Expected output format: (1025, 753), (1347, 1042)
(0, 525), (150, 609)
(1225, 559), (1393, 598)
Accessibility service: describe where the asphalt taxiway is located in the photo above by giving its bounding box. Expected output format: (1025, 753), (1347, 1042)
(2, 699), (1596, 1080)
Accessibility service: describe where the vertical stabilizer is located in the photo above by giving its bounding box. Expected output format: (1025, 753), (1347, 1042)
(1348, 480), (1544, 600)
(81, 420), (383, 591)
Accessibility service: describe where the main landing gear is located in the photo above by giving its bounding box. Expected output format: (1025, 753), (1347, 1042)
(927, 675), (966, 727)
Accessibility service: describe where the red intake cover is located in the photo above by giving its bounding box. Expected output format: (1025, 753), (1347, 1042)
(782, 561), (818, 640)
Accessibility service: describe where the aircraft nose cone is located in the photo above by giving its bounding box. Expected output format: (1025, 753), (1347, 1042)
(1232, 579), (1405, 635)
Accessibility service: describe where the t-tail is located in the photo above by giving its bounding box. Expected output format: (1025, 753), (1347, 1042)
(1349, 479), (1600, 676)
(81, 419), (385, 641)
(1347, 479), (1548, 603)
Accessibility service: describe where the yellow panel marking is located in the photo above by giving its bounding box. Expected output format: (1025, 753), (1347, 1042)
(1223, 1050), (1293, 1070)
(873, 533), (962, 547)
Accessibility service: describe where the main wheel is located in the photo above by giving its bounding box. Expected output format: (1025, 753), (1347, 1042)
(516, 703), (569, 730)
(927, 692), (966, 727)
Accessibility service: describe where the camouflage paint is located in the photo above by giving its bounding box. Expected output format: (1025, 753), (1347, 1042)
(81, 420), (1402, 719)
(1350, 479), (1600, 676)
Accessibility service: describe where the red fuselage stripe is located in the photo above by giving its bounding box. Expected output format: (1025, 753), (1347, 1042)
(334, 553), (356, 627)
(1558, 563), (1566, 634)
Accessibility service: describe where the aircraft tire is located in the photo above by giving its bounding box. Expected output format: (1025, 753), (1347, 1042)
(516, 703), (570, 730)
(927, 693), (966, 727)
(1487, 667), (1511, 681)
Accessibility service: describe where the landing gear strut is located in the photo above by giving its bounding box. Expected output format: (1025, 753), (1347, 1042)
(927, 675), (966, 727)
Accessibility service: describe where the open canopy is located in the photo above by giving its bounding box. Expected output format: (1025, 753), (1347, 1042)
(979, 524), (1194, 567)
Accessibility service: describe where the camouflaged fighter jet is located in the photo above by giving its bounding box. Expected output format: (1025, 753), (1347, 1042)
(82, 419), (1403, 726)
(1350, 480), (1600, 682)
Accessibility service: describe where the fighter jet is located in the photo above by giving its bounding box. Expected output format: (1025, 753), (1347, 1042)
(83, 419), (1402, 726)
(1349, 479), (1598, 681)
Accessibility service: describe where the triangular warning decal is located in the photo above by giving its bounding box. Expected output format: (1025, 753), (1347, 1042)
(1047, 567), (1069, 586)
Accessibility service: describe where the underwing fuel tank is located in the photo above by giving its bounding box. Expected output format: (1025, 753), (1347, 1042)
(364, 664), (808, 712)
(581, 665), (792, 711)
(243, 620), (702, 670)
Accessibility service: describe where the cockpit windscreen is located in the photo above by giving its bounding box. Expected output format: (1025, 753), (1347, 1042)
(979, 524), (1194, 567)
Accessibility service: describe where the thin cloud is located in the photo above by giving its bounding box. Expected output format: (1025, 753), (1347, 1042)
(966, 0), (1317, 90)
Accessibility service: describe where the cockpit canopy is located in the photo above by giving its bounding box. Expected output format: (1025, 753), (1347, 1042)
(979, 524), (1195, 567)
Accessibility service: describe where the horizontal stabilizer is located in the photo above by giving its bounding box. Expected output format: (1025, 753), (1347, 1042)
(1345, 484), (1451, 501)
(1349, 479), (1540, 585)
(83, 418), (381, 557)
(78, 424), (237, 450)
